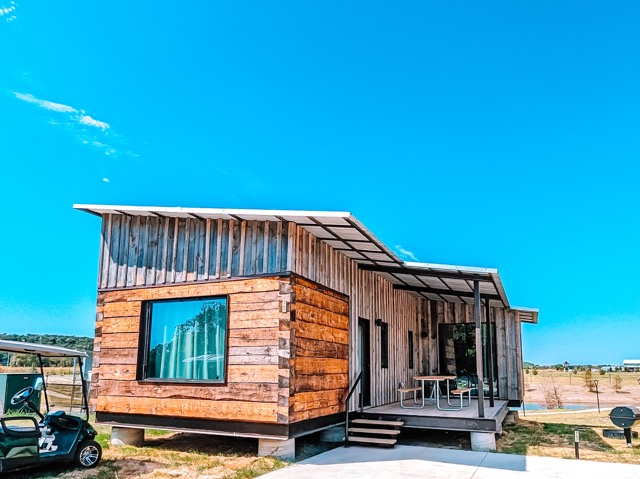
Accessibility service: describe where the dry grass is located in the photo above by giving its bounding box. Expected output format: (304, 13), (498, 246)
(10, 425), (287, 479)
(525, 369), (640, 389)
(523, 369), (640, 408)
(498, 409), (640, 464)
(0, 366), (75, 375)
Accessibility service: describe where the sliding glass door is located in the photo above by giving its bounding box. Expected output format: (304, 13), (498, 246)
(438, 323), (498, 397)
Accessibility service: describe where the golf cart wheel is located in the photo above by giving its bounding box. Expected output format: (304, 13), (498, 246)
(74, 439), (102, 468)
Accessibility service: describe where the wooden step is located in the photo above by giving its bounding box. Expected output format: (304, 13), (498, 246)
(351, 419), (404, 427)
(348, 427), (401, 435)
(348, 436), (397, 446)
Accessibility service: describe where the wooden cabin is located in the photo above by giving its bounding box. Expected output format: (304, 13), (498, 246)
(75, 204), (538, 457)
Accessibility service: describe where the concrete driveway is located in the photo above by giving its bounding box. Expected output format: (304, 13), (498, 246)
(261, 445), (640, 479)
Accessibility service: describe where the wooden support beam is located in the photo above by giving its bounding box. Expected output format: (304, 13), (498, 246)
(485, 300), (495, 408)
(474, 280), (485, 418)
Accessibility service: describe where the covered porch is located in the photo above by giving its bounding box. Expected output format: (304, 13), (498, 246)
(361, 398), (510, 433)
(347, 261), (538, 450)
(358, 261), (538, 412)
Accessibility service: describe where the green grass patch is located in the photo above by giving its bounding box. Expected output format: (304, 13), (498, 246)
(499, 421), (613, 456)
(223, 457), (286, 479)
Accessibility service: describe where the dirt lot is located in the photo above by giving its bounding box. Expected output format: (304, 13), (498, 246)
(522, 369), (640, 407)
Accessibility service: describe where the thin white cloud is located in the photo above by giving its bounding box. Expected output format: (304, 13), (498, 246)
(14, 92), (75, 113)
(79, 115), (109, 130)
(1, 2), (17, 23)
(102, 177), (110, 183)
(395, 245), (419, 262)
(11, 90), (133, 158)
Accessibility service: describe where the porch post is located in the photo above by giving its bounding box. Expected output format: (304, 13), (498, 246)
(485, 300), (495, 407)
(474, 281), (485, 418)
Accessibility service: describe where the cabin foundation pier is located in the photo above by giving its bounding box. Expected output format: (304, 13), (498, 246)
(470, 431), (496, 452)
(258, 438), (295, 461)
(111, 427), (145, 447)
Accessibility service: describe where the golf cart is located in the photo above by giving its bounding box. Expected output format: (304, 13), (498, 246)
(0, 339), (101, 474)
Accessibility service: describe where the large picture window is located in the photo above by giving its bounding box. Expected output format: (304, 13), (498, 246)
(142, 296), (228, 382)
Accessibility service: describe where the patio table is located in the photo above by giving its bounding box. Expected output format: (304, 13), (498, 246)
(413, 375), (456, 410)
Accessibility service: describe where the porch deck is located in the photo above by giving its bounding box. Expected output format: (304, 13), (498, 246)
(359, 399), (510, 433)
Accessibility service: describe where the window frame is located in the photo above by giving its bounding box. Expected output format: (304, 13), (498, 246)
(138, 295), (230, 385)
(408, 330), (414, 370)
(380, 322), (389, 369)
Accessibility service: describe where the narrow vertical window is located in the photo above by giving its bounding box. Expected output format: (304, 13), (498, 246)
(381, 322), (389, 369)
(408, 331), (414, 369)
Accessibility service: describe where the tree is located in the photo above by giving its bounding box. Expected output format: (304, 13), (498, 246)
(584, 369), (596, 392)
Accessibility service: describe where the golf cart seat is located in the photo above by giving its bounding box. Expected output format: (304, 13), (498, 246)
(42, 411), (81, 431)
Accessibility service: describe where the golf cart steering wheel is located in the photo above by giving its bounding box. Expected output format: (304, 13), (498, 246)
(10, 386), (36, 406)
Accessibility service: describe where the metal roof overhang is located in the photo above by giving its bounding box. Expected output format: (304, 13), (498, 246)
(74, 204), (536, 313)
(359, 261), (510, 309)
(511, 306), (539, 324)
(74, 204), (403, 266)
(0, 340), (89, 358)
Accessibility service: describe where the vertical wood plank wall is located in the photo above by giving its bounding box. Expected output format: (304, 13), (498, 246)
(290, 277), (349, 422)
(92, 278), (292, 424)
(290, 225), (422, 409)
(97, 215), (290, 289)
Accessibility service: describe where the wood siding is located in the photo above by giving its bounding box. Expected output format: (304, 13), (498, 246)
(97, 215), (290, 289)
(290, 225), (423, 409)
(92, 277), (293, 424)
(91, 215), (527, 432)
(290, 277), (349, 422)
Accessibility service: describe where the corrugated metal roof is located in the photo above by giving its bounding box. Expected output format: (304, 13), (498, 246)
(0, 340), (88, 358)
(74, 204), (538, 314)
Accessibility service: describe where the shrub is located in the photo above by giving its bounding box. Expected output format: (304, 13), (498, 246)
(584, 369), (595, 392)
(614, 375), (623, 392)
(539, 378), (564, 409)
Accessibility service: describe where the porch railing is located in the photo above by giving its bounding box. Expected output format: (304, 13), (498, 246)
(344, 370), (363, 447)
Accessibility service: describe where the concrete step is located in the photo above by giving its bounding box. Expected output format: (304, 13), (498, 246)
(348, 427), (401, 436)
(351, 418), (404, 427)
(348, 436), (397, 446)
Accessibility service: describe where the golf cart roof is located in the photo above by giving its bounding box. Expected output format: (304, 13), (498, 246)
(0, 340), (89, 358)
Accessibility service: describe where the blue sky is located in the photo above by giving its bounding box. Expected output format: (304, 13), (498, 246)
(1, 2), (639, 365)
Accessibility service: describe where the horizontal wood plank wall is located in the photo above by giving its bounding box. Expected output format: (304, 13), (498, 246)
(92, 277), (292, 424)
(290, 225), (421, 409)
(428, 301), (522, 401)
(290, 277), (349, 422)
(98, 215), (290, 289)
